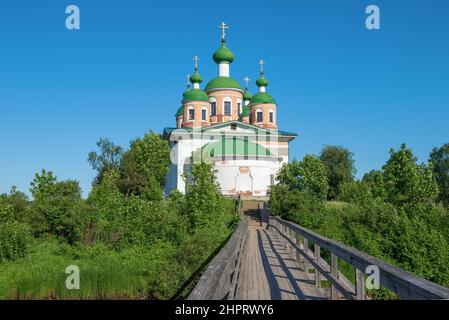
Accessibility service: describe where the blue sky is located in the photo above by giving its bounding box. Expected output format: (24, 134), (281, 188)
(1, 0), (448, 197)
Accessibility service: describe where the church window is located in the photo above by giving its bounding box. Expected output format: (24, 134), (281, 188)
(224, 101), (231, 115)
(202, 109), (207, 121)
(189, 108), (194, 120)
(238, 102), (242, 115)
(257, 111), (263, 122)
(211, 102), (217, 116)
(269, 111), (274, 123)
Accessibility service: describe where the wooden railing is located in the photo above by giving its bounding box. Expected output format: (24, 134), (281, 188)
(188, 217), (249, 300)
(269, 216), (449, 300)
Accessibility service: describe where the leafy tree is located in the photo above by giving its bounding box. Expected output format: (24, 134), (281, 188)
(362, 170), (386, 199)
(429, 143), (449, 207)
(383, 144), (438, 207)
(319, 145), (356, 200)
(185, 162), (221, 229)
(338, 181), (372, 205)
(88, 138), (124, 185)
(277, 155), (328, 200)
(30, 169), (82, 242)
(118, 140), (148, 196)
(134, 131), (171, 188)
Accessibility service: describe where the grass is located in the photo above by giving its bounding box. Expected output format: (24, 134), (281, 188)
(0, 240), (176, 299)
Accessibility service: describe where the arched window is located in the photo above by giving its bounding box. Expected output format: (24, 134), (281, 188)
(188, 107), (195, 120)
(223, 98), (232, 116)
(201, 108), (207, 121)
(256, 109), (263, 122)
(269, 110), (274, 123)
(210, 98), (217, 116)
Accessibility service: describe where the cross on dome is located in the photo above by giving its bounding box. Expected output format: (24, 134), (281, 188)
(193, 56), (200, 70)
(244, 76), (250, 89)
(259, 59), (265, 74)
(219, 22), (229, 41)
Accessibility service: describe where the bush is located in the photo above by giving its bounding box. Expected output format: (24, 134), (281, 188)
(0, 222), (33, 262)
(338, 181), (373, 205)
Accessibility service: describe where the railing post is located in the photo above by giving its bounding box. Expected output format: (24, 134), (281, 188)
(314, 244), (321, 289)
(331, 253), (339, 300)
(355, 269), (365, 300)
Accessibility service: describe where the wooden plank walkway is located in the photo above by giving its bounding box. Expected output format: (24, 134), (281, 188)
(234, 219), (325, 300)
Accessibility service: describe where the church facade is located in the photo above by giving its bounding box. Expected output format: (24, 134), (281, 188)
(164, 23), (296, 197)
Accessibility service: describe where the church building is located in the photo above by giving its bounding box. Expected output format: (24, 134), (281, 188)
(164, 23), (296, 198)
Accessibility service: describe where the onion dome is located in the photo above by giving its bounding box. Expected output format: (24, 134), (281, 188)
(213, 40), (235, 64)
(182, 89), (209, 103)
(243, 90), (252, 101)
(205, 76), (242, 91)
(249, 92), (276, 105)
(256, 75), (269, 87)
(189, 71), (203, 84)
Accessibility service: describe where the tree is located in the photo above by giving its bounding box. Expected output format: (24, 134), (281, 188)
(277, 155), (328, 200)
(362, 170), (386, 199)
(429, 143), (449, 207)
(185, 162), (221, 229)
(30, 169), (82, 242)
(117, 140), (148, 196)
(319, 145), (356, 200)
(383, 144), (438, 207)
(134, 131), (171, 188)
(88, 138), (124, 185)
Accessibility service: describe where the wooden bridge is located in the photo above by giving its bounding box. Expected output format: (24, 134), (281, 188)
(189, 201), (449, 300)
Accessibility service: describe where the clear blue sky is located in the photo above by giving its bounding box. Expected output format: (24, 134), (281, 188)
(1, 0), (448, 197)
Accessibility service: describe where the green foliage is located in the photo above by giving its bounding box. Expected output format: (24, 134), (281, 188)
(117, 141), (148, 197)
(30, 170), (82, 242)
(277, 155), (328, 200)
(0, 126), (239, 300)
(185, 162), (221, 229)
(319, 145), (356, 200)
(338, 181), (373, 205)
(271, 143), (449, 293)
(88, 138), (124, 185)
(362, 170), (386, 198)
(0, 222), (33, 263)
(134, 131), (171, 188)
(429, 143), (449, 207)
(382, 144), (438, 206)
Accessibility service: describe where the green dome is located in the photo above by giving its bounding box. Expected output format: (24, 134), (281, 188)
(189, 71), (203, 84)
(205, 77), (243, 91)
(243, 91), (252, 101)
(242, 105), (250, 117)
(256, 76), (269, 87)
(176, 105), (184, 116)
(213, 42), (235, 64)
(182, 89), (209, 103)
(249, 92), (276, 105)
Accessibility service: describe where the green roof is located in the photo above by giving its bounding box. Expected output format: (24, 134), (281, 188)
(182, 89), (209, 103)
(176, 106), (184, 116)
(249, 92), (276, 105)
(256, 76), (269, 87)
(213, 41), (235, 64)
(189, 71), (203, 84)
(205, 77), (243, 91)
(202, 138), (272, 157)
(243, 90), (252, 101)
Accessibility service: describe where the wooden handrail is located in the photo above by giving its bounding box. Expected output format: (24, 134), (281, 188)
(188, 217), (249, 300)
(269, 216), (449, 300)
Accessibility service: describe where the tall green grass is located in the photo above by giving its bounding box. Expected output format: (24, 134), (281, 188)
(0, 240), (176, 299)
